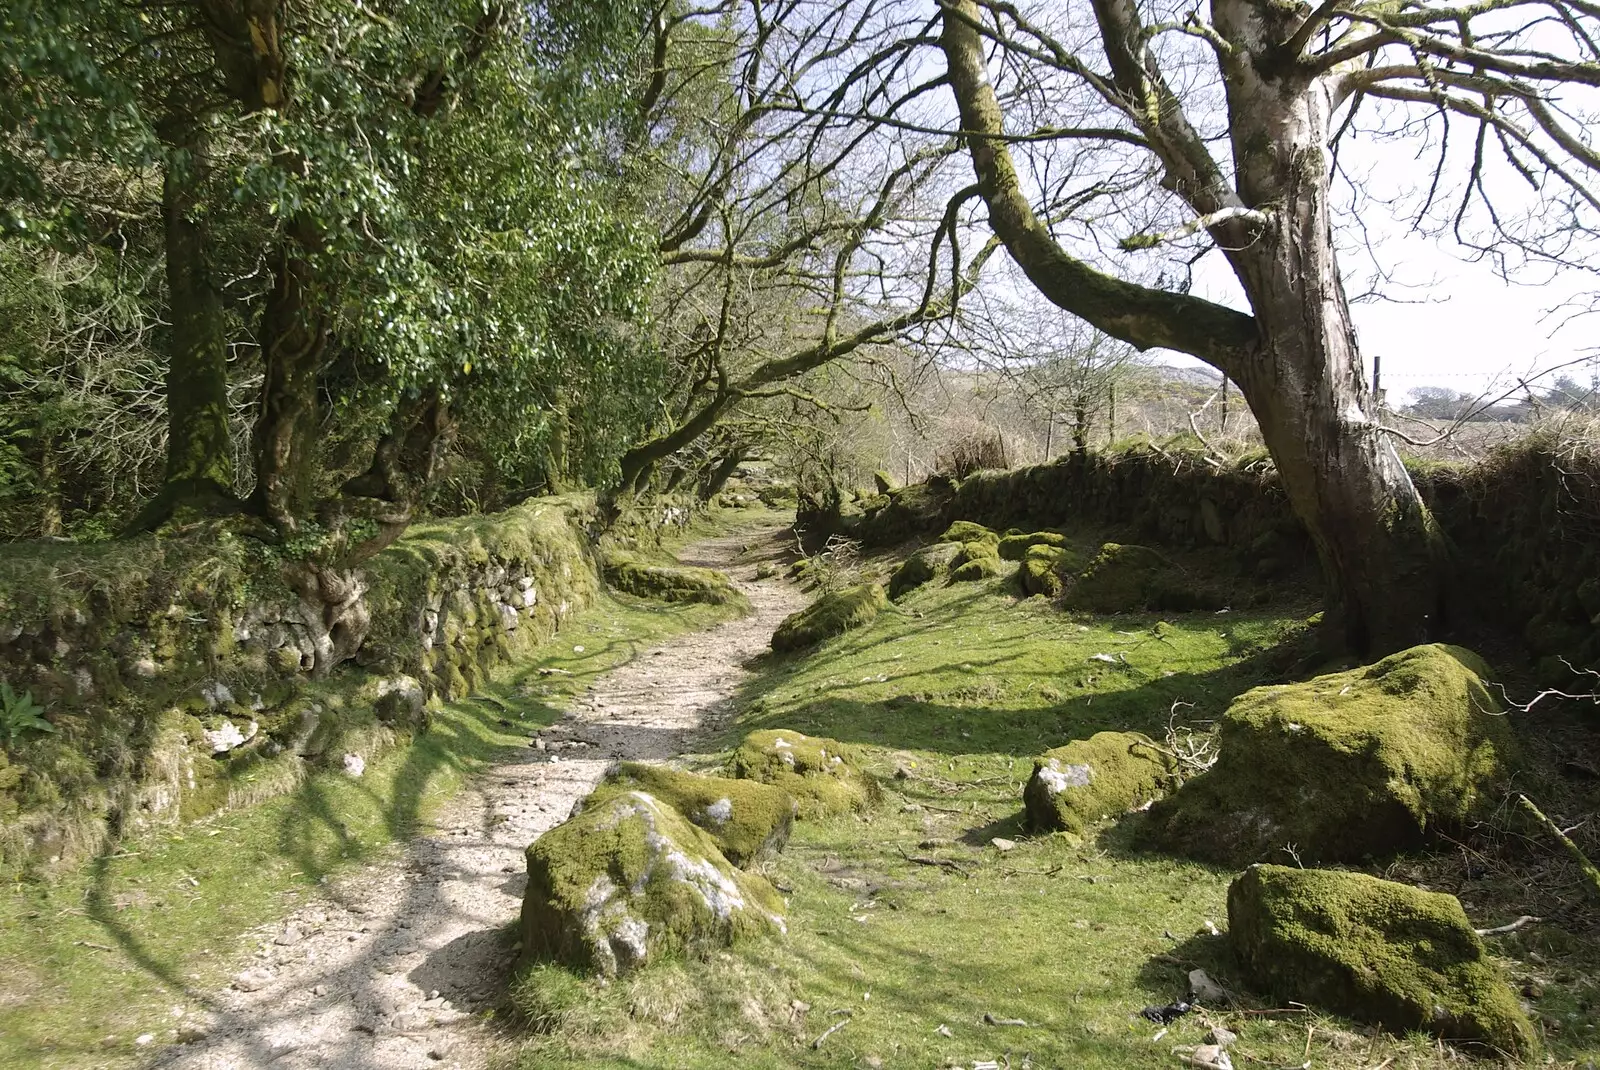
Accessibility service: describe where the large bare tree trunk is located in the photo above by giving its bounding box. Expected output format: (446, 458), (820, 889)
(940, 0), (1444, 654)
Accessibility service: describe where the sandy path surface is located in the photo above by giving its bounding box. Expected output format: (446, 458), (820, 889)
(155, 523), (801, 1070)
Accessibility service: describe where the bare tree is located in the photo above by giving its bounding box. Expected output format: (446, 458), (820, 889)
(614, 1), (1001, 496)
(931, 0), (1600, 653)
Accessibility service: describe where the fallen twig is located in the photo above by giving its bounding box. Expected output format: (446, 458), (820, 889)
(1475, 915), (1541, 937)
(811, 1010), (853, 1049)
(983, 1011), (1028, 1026)
(74, 940), (115, 952)
(897, 845), (972, 877)
(1516, 793), (1600, 901)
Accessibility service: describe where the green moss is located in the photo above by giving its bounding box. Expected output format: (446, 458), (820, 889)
(939, 521), (998, 547)
(1019, 544), (1079, 597)
(887, 542), (961, 600)
(729, 729), (876, 817)
(771, 584), (887, 653)
(1229, 865), (1535, 1055)
(1146, 645), (1518, 864)
(1022, 731), (1178, 834)
(600, 550), (750, 610)
(948, 540), (1001, 582)
(584, 763), (795, 867)
(998, 530), (1068, 561)
(519, 791), (785, 977)
(1064, 542), (1226, 612)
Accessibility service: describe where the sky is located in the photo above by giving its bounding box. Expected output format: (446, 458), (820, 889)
(1178, 236), (1599, 402)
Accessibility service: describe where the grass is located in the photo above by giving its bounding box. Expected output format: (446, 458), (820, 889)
(508, 534), (1600, 1070)
(0, 587), (740, 1070)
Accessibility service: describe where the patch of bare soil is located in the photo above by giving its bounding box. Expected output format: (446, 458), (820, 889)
(156, 524), (802, 1070)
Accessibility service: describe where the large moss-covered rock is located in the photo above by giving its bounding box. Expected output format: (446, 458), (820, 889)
(771, 584), (887, 652)
(730, 729), (875, 816)
(1146, 645), (1517, 864)
(939, 521), (999, 547)
(1023, 731), (1178, 834)
(600, 550), (749, 608)
(998, 530), (1068, 561)
(1229, 865), (1534, 1054)
(1062, 542), (1224, 612)
(520, 791), (785, 977)
(1019, 544), (1080, 597)
(583, 763), (795, 867)
(949, 540), (1001, 582)
(888, 542), (962, 600)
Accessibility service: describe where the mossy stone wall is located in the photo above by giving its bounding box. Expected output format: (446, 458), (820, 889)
(0, 494), (681, 876)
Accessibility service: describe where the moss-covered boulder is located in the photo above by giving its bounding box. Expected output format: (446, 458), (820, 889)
(1062, 542), (1191, 612)
(888, 542), (962, 600)
(730, 729), (875, 816)
(771, 584), (886, 652)
(1019, 544), (1080, 597)
(1023, 731), (1179, 834)
(601, 550), (749, 608)
(998, 530), (1068, 561)
(949, 540), (1002, 582)
(1146, 645), (1518, 864)
(583, 762), (795, 867)
(1228, 865), (1534, 1054)
(520, 791), (785, 977)
(939, 520), (999, 547)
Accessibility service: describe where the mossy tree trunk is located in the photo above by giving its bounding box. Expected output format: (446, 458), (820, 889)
(250, 227), (326, 530)
(129, 118), (237, 532)
(940, 0), (1445, 654)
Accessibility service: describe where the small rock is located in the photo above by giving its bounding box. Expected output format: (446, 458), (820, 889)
(428, 1037), (457, 1060)
(1207, 1025), (1238, 1047)
(392, 1011), (431, 1034)
(135, 1034), (154, 1046)
(312, 984), (328, 997)
(1185, 1044), (1233, 1070)
(275, 925), (303, 946)
(232, 967), (274, 992)
(428, 989), (440, 1000)
(935, 1024), (953, 1037)
(990, 837), (1016, 852)
(1188, 967), (1228, 1004)
(342, 752), (365, 777)
(175, 1025), (208, 1044)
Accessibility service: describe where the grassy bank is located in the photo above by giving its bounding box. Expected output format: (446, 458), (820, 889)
(509, 535), (1600, 1069)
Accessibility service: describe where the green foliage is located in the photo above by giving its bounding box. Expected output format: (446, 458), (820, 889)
(949, 539), (1002, 582)
(1229, 865), (1535, 1054)
(997, 529), (1069, 560)
(1019, 542), (1080, 596)
(0, 683), (52, 745)
(599, 550), (749, 608)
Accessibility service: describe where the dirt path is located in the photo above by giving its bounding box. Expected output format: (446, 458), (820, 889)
(157, 524), (802, 1070)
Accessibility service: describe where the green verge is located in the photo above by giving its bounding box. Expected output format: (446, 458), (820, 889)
(505, 535), (1597, 1070)
(0, 589), (740, 1070)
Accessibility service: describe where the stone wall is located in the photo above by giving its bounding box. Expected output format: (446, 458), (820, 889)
(0, 494), (623, 875)
(838, 441), (1600, 668)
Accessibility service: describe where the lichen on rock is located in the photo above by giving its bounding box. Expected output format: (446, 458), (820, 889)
(520, 790), (785, 977)
(771, 584), (887, 652)
(1228, 864), (1535, 1054)
(1145, 644), (1518, 864)
(1023, 731), (1178, 834)
(729, 729), (876, 816)
(582, 762), (795, 867)
(888, 542), (962, 600)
